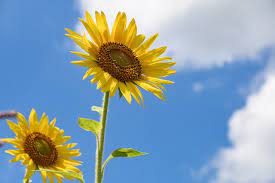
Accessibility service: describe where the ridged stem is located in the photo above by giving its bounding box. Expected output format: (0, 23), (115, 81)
(95, 92), (110, 183)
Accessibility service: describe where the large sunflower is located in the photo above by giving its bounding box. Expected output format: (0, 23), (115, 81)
(2, 109), (82, 183)
(66, 11), (176, 104)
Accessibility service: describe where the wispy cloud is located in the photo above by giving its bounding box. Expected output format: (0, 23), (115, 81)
(192, 82), (205, 93)
(76, 0), (275, 69)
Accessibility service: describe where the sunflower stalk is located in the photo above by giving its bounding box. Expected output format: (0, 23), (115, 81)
(95, 92), (110, 183)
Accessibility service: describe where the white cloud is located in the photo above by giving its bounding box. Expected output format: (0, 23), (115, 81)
(192, 78), (222, 93)
(192, 82), (205, 93)
(204, 53), (275, 183)
(76, 0), (275, 69)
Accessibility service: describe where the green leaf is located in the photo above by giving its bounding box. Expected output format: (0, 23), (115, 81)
(102, 148), (147, 172)
(111, 148), (148, 158)
(91, 106), (103, 115)
(36, 169), (85, 183)
(78, 117), (101, 136)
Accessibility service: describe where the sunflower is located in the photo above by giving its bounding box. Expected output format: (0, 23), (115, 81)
(2, 109), (82, 183)
(66, 11), (176, 104)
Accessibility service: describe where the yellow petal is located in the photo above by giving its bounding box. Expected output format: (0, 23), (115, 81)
(134, 34), (158, 54)
(84, 12), (103, 45)
(95, 11), (110, 42)
(2, 138), (22, 148)
(64, 159), (82, 166)
(66, 34), (89, 53)
(39, 113), (49, 133)
(135, 80), (162, 94)
(22, 155), (31, 165)
(29, 108), (39, 132)
(56, 174), (63, 183)
(39, 169), (47, 183)
(89, 67), (104, 82)
(71, 60), (98, 67)
(118, 82), (132, 104)
(111, 12), (122, 41)
(6, 120), (20, 133)
(95, 11), (104, 35)
(152, 57), (172, 63)
(50, 118), (56, 126)
(125, 19), (137, 45)
(129, 34), (146, 49)
(145, 76), (174, 85)
(29, 108), (38, 123)
(24, 160), (36, 182)
(10, 154), (25, 163)
(61, 149), (81, 157)
(101, 77), (115, 92)
(125, 82), (140, 105)
(96, 72), (111, 90)
(65, 143), (77, 149)
(5, 149), (23, 156)
(80, 17), (102, 46)
(114, 12), (127, 43)
(70, 51), (92, 60)
(82, 67), (101, 80)
(143, 69), (176, 77)
(90, 70), (104, 84)
(127, 82), (144, 104)
(47, 172), (55, 183)
(64, 165), (81, 173)
(144, 62), (176, 69)
(16, 112), (28, 129)
(138, 46), (167, 62)
(124, 18), (137, 46)
(138, 80), (165, 100)
(65, 28), (82, 40)
(55, 136), (71, 146)
(101, 11), (111, 41)
(82, 33), (98, 59)
(110, 79), (119, 97)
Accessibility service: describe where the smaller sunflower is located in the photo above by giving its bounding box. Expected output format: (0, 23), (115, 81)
(2, 109), (82, 183)
(66, 11), (176, 105)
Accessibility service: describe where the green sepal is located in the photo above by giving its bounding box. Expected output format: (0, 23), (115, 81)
(78, 117), (101, 136)
(36, 169), (85, 183)
(118, 88), (123, 99)
(91, 106), (103, 115)
(102, 148), (147, 173)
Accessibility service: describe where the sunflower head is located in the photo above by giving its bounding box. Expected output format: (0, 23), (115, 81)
(66, 11), (176, 105)
(2, 109), (82, 183)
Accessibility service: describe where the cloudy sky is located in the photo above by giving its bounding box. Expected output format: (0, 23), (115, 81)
(0, 0), (274, 183)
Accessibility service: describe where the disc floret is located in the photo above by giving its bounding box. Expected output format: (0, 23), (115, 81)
(24, 132), (58, 167)
(98, 42), (142, 82)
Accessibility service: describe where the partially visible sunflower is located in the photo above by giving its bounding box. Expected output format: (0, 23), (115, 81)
(2, 109), (82, 183)
(66, 11), (176, 104)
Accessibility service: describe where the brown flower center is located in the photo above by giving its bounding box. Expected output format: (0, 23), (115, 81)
(24, 132), (58, 167)
(97, 42), (142, 82)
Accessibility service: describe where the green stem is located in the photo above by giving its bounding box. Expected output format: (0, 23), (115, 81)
(95, 92), (110, 183)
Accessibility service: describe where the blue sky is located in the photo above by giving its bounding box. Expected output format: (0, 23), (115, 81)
(1, 1), (275, 183)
